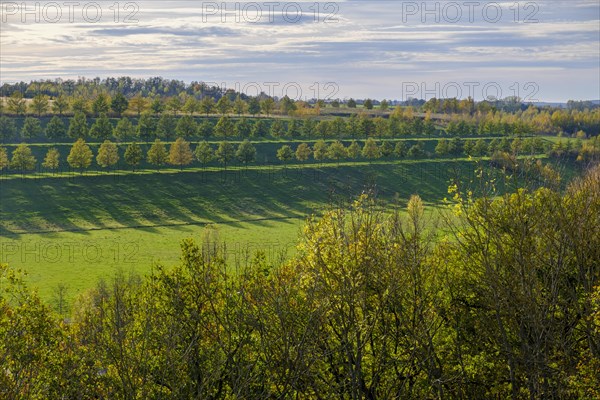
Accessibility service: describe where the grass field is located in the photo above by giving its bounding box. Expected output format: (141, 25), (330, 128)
(0, 158), (581, 307)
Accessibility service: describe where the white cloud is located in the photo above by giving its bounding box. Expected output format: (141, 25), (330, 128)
(0, 0), (598, 101)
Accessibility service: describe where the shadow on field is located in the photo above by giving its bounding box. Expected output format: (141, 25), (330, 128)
(0, 162), (474, 237)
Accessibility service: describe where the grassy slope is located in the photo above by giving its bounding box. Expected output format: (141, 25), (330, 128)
(0, 159), (579, 304)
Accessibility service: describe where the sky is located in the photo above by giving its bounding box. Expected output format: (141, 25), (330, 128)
(1, 0), (599, 102)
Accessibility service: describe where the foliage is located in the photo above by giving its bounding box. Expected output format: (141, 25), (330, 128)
(89, 113), (113, 139)
(113, 117), (135, 140)
(215, 141), (235, 169)
(0, 116), (17, 141)
(0, 146), (9, 170)
(236, 140), (256, 167)
(276, 144), (294, 165)
(68, 112), (88, 139)
(21, 117), (43, 138)
(195, 141), (214, 167)
(10, 143), (37, 172)
(96, 140), (120, 169)
(124, 142), (142, 171)
(67, 138), (93, 172)
(46, 116), (67, 139)
(147, 139), (169, 170)
(42, 148), (60, 171)
(295, 142), (312, 162)
(169, 137), (193, 169)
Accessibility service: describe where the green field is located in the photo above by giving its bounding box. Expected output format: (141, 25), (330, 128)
(0, 158), (579, 306)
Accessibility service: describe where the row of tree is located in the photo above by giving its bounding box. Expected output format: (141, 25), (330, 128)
(1, 166), (599, 398)
(0, 139), (254, 174)
(3, 137), (597, 176)
(3, 108), (598, 144)
(0, 91), (284, 118)
(0, 113), (441, 141)
(3, 77), (598, 115)
(439, 107), (600, 137)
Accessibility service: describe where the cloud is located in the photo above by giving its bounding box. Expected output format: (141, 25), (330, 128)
(0, 0), (598, 101)
(90, 26), (239, 37)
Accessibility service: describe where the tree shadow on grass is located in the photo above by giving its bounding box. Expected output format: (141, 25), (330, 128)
(0, 161), (475, 238)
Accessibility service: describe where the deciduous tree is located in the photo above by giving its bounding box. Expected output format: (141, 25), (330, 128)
(96, 140), (119, 170)
(0, 116), (17, 141)
(147, 139), (168, 170)
(175, 115), (197, 138)
(30, 94), (49, 116)
(167, 96), (183, 116)
(361, 138), (380, 161)
(67, 138), (93, 173)
(216, 96), (231, 116)
(380, 141), (394, 157)
(295, 142), (311, 162)
(92, 94), (110, 116)
(128, 94), (148, 117)
(70, 97), (89, 114)
(313, 140), (328, 163)
(137, 112), (156, 140)
(10, 143), (36, 173)
(89, 113), (113, 139)
(150, 98), (165, 115)
(110, 92), (129, 116)
(251, 119), (268, 137)
(7, 92), (26, 115)
(124, 142), (142, 172)
(113, 117), (135, 141)
(216, 141), (235, 170)
(327, 140), (347, 164)
(183, 97), (200, 115)
(248, 97), (261, 116)
(46, 116), (67, 139)
(0, 146), (9, 171)
(155, 114), (175, 138)
(435, 139), (450, 156)
(214, 116), (233, 138)
(199, 97), (215, 117)
(236, 140), (256, 168)
(169, 137), (193, 169)
(260, 98), (275, 116)
(270, 119), (286, 138)
(195, 141), (214, 169)
(276, 144), (294, 167)
(197, 120), (213, 138)
(234, 118), (251, 138)
(21, 117), (42, 138)
(42, 147), (60, 172)
(394, 141), (407, 157)
(347, 141), (361, 159)
(52, 95), (70, 115)
(233, 95), (247, 116)
(68, 112), (89, 139)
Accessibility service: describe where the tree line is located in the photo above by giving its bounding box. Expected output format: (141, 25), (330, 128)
(2, 78), (599, 139)
(1, 166), (599, 399)
(5, 135), (593, 177)
(0, 113), (443, 142)
(2, 109), (597, 145)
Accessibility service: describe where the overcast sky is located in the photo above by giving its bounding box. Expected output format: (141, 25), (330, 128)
(1, 0), (599, 101)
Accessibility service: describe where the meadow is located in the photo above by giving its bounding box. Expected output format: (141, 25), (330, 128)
(1, 158), (500, 304)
